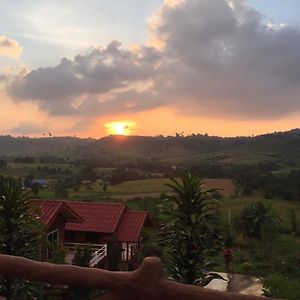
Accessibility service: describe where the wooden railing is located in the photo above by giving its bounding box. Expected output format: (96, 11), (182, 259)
(0, 254), (279, 300)
(64, 242), (107, 267)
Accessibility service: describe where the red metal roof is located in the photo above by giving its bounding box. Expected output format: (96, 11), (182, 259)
(33, 200), (150, 242)
(65, 202), (126, 233)
(117, 211), (148, 242)
(32, 200), (83, 227)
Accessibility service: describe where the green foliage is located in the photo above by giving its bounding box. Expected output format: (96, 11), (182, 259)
(68, 245), (93, 300)
(47, 243), (66, 264)
(54, 180), (69, 199)
(0, 160), (6, 170)
(72, 245), (93, 267)
(263, 273), (300, 300)
(251, 234), (300, 277)
(241, 262), (253, 274)
(233, 201), (282, 240)
(0, 177), (44, 299)
(159, 173), (222, 284)
(31, 182), (40, 195)
(0, 177), (44, 257)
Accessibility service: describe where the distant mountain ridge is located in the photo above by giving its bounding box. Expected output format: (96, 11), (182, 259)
(1, 129), (300, 167)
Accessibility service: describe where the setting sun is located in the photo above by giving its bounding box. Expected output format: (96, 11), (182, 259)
(105, 121), (136, 136)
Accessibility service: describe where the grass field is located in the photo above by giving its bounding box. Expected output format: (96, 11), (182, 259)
(35, 174), (300, 233)
(36, 177), (173, 200)
(37, 177), (236, 198)
(107, 178), (173, 194)
(218, 196), (300, 232)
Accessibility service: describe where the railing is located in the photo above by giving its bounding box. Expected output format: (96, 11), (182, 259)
(89, 245), (107, 267)
(0, 255), (279, 300)
(64, 242), (106, 253)
(64, 242), (107, 267)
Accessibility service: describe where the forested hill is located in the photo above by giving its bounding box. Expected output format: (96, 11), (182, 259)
(0, 136), (94, 156)
(1, 129), (300, 166)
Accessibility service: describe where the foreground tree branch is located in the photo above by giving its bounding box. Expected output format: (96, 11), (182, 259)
(0, 254), (278, 300)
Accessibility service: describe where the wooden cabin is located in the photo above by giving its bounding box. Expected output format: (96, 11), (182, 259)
(32, 200), (152, 270)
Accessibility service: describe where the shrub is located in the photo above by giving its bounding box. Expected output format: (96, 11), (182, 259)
(241, 262), (252, 274)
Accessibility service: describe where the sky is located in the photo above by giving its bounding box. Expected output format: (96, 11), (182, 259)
(1, 0), (300, 138)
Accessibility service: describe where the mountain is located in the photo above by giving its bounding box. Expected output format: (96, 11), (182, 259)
(0, 135), (95, 157)
(1, 129), (300, 167)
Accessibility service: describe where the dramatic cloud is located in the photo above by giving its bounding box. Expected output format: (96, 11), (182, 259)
(8, 0), (300, 119)
(0, 35), (22, 58)
(149, 0), (300, 118)
(10, 41), (161, 115)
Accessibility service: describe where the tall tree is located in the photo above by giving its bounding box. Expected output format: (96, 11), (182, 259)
(0, 177), (44, 299)
(159, 173), (222, 285)
(233, 201), (282, 240)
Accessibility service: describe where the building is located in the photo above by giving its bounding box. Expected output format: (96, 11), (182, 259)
(32, 200), (152, 270)
(31, 179), (49, 188)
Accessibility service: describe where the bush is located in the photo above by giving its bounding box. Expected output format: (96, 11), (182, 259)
(263, 273), (300, 300)
(241, 262), (253, 274)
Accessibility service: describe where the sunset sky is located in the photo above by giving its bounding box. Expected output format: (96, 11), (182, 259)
(1, 0), (300, 137)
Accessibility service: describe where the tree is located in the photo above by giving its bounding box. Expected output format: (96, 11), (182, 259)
(0, 177), (44, 299)
(233, 201), (282, 240)
(68, 245), (93, 300)
(159, 173), (223, 285)
(31, 182), (40, 195)
(54, 180), (69, 199)
(0, 160), (6, 170)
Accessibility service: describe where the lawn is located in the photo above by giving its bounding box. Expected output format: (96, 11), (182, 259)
(218, 196), (300, 232)
(106, 178), (173, 194)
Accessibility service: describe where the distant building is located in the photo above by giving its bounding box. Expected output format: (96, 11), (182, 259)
(32, 200), (152, 270)
(31, 179), (49, 188)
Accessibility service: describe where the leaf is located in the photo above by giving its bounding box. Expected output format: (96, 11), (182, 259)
(194, 273), (227, 286)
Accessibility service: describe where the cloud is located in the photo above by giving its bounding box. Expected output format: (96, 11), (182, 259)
(9, 41), (161, 115)
(149, 0), (300, 119)
(0, 35), (22, 58)
(0, 75), (7, 83)
(10, 121), (48, 135)
(7, 0), (300, 120)
(2, 65), (14, 75)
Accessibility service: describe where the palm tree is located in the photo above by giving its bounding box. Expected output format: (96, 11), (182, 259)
(159, 173), (222, 285)
(0, 177), (44, 299)
(233, 201), (282, 240)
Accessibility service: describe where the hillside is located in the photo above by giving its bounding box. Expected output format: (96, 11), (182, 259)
(0, 135), (95, 157)
(1, 129), (300, 167)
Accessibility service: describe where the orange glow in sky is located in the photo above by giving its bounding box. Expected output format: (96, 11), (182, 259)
(104, 121), (136, 136)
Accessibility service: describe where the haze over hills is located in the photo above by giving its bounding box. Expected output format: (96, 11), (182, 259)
(1, 129), (300, 167)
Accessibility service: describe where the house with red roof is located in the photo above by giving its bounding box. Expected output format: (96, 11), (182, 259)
(32, 200), (152, 270)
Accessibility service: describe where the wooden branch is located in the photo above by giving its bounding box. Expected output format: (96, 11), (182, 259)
(0, 255), (279, 300)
